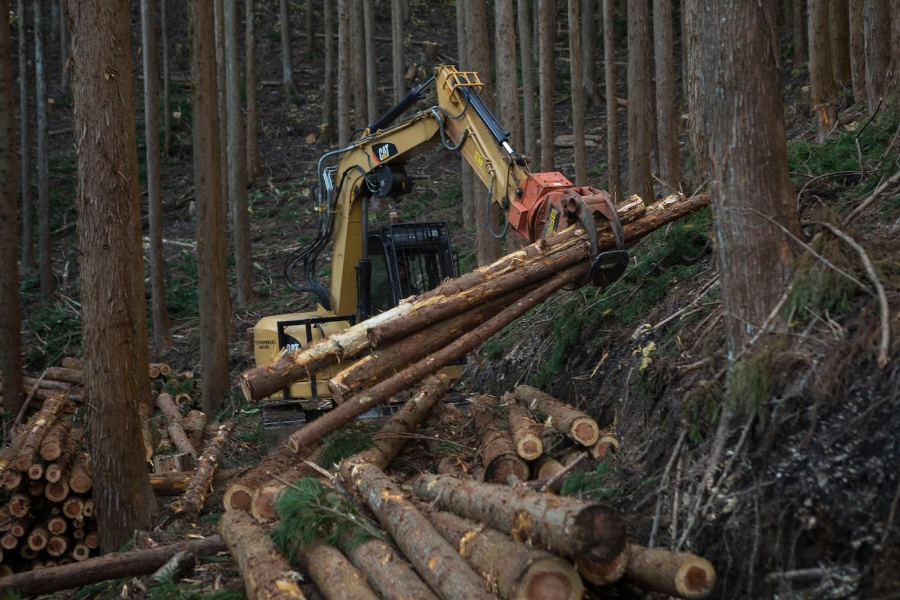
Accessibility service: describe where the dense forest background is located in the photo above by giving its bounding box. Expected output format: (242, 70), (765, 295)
(1, 0), (900, 597)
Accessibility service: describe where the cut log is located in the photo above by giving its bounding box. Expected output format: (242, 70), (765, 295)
(27, 479), (45, 496)
(471, 395), (529, 483)
(43, 367), (83, 385)
(623, 544), (716, 599)
(68, 453), (92, 494)
(298, 543), (379, 600)
(287, 270), (580, 454)
(223, 441), (308, 512)
(48, 515), (68, 535)
(46, 427), (84, 483)
(156, 392), (196, 456)
(183, 410), (208, 451)
(71, 543), (91, 561)
(8, 494), (31, 518)
(0, 533), (17, 550)
(344, 537), (439, 600)
(152, 452), (196, 473)
(62, 497), (84, 519)
(171, 422), (233, 522)
(149, 364), (162, 379)
(1, 468), (21, 490)
(20, 544), (39, 560)
(15, 394), (68, 471)
(506, 394), (543, 461)
(27, 525), (50, 551)
(46, 535), (70, 557)
(590, 435), (619, 460)
(328, 295), (512, 403)
(351, 375), (451, 469)
(340, 459), (494, 600)
(44, 480), (70, 503)
(0, 406), (48, 474)
(427, 508), (584, 600)
(23, 376), (75, 392)
(41, 418), (72, 462)
(61, 357), (83, 370)
(137, 403), (155, 462)
(174, 392), (192, 407)
(410, 474), (626, 563)
(28, 462), (45, 481)
(23, 387), (83, 404)
(426, 403), (475, 477)
(82, 499), (94, 518)
(218, 510), (305, 599)
(83, 531), (99, 550)
(575, 543), (629, 585)
(514, 386), (600, 447)
(150, 467), (245, 496)
(10, 516), (33, 538)
(532, 456), (565, 480)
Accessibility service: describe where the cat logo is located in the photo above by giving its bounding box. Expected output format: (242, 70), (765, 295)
(372, 143), (398, 163)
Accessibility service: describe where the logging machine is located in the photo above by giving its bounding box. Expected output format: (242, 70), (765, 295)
(253, 65), (628, 408)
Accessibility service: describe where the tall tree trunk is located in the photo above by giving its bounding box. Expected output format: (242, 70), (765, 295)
(700, 0), (802, 358)
(17, 0), (32, 273)
(602, 0), (621, 198)
(466, 0), (502, 266)
(0, 0), (23, 418)
(456, 0), (475, 223)
(791, 0), (807, 67)
(363, 0), (377, 125)
(279, 0), (295, 92)
(322, 0), (336, 144)
(849, 0), (866, 103)
(829, 0), (851, 87)
(496, 0), (521, 149)
(192, 0), (232, 416)
(350, 0), (366, 130)
(582, 0), (599, 107)
(809, 0), (837, 141)
(391, 0), (404, 103)
(337, 0), (351, 144)
(537, 0), (554, 171)
(35, 0), (52, 296)
(246, 0), (260, 177)
(518, 0), (537, 161)
(568, 0), (586, 184)
(627, 0), (653, 201)
(892, 0), (900, 108)
(141, 0), (171, 355)
(654, 0), (682, 191)
(214, 0), (229, 216)
(305, 0), (314, 58)
(161, 0), (171, 155)
(59, 0), (68, 90)
(683, 0), (704, 184)
(69, 0), (157, 552)
(226, 0), (252, 305)
(863, 0), (889, 116)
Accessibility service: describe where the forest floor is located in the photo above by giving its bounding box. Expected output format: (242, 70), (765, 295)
(10, 1), (900, 599)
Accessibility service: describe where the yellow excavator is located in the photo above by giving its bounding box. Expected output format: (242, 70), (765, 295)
(253, 65), (628, 407)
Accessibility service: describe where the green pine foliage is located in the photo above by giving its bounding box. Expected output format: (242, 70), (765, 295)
(318, 421), (378, 468)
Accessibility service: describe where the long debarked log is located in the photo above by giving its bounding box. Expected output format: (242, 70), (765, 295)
(183, 410), (208, 451)
(137, 403), (155, 462)
(343, 537), (440, 600)
(241, 192), (707, 402)
(623, 544), (716, 598)
(150, 468), (245, 496)
(471, 395), (529, 483)
(286, 270), (581, 453)
(299, 543), (378, 600)
(218, 510), (306, 599)
(340, 460), (495, 600)
(410, 474), (626, 563)
(171, 422), (233, 521)
(514, 386), (600, 447)
(156, 393), (196, 456)
(427, 508), (584, 600)
(505, 394), (543, 461)
(0, 536), (226, 596)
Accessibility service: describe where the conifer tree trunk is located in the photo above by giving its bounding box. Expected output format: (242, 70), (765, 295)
(17, 0), (32, 273)
(226, 0), (252, 305)
(280, 0), (296, 92)
(0, 0), (23, 418)
(809, 0), (837, 142)
(456, 0), (475, 223)
(518, 0), (537, 161)
(683, 0), (704, 183)
(322, 0), (336, 144)
(337, 0), (351, 144)
(214, 0), (229, 212)
(69, 0), (157, 551)
(654, 0), (681, 191)
(35, 0), (52, 296)
(246, 0), (260, 178)
(192, 0), (232, 416)
(59, 0), (68, 90)
(350, 0), (367, 130)
(849, 0), (866, 103)
(496, 0), (521, 149)
(829, 0), (851, 87)
(602, 0), (621, 198)
(142, 0), (171, 355)
(568, 0), (586, 184)
(161, 0), (171, 155)
(627, 0), (653, 201)
(391, 0), (404, 103)
(537, 0), (554, 171)
(792, 0), (807, 67)
(305, 0), (314, 58)
(892, 0), (900, 107)
(863, 0), (889, 116)
(363, 0), (377, 125)
(700, 0), (802, 356)
(582, 0), (599, 107)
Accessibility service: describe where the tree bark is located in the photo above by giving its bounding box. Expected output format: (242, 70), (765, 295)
(602, 0), (621, 198)
(653, 0), (681, 191)
(792, 0), (808, 67)
(150, 467), (244, 496)
(219, 510), (306, 599)
(829, 0), (851, 87)
(322, 0), (336, 144)
(142, 0), (172, 355)
(223, 441), (316, 511)
(157, 392), (197, 456)
(337, 0), (351, 144)
(34, 0), (52, 296)
(245, 0), (260, 178)
(161, 0), (171, 155)
(457, 0), (475, 224)
(506, 395), (543, 460)
(514, 385), (599, 446)
(183, 409), (208, 450)
(17, 0), (33, 274)
(537, 0), (554, 171)
(496, 0), (521, 151)
(849, 0), (866, 103)
(682, 0), (704, 185)
(391, 0), (404, 104)
(344, 537), (439, 600)
(863, 0), (889, 116)
(192, 0), (232, 416)
(627, 0), (653, 202)
(0, 0), (23, 418)
(428, 508), (585, 600)
(279, 0), (296, 92)
(809, 0), (837, 142)
(582, 0), (599, 107)
(363, 0), (377, 125)
(472, 394), (530, 483)
(518, 0), (537, 161)
(700, 0), (801, 357)
(411, 473), (626, 563)
(15, 395), (66, 470)
(341, 460), (495, 600)
(299, 543), (379, 600)
(623, 544), (716, 599)
(568, 0), (586, 184)
(171, 422), (233, 522)
(575, 545), (628, 585)
(350, 0), (367, 130)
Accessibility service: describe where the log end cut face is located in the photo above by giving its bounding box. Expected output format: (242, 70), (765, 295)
(485, 457), (529, 484)
(575, 505), (627, 563)
(677, 559), (716, 597)
(520, 556), (585, 600)
(226, 487), (254, 512)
